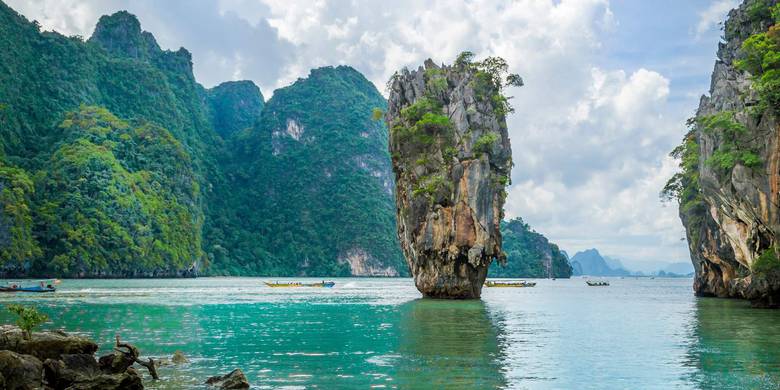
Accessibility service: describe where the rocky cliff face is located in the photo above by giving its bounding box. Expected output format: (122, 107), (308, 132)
(669, 0), (780, 307)
(386, 56), (517, 298)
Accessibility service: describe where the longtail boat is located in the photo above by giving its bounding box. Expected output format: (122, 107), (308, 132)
(264, 281), (335, 288)
(586, 280), (610, 287)
(0, 279), (59, 293)
(484, 280), (536, 288)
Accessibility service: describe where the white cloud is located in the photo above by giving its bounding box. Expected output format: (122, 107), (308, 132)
(505, 64), (685, 263)
(695, 0), (738, 38)
(5, 0), (106, 36)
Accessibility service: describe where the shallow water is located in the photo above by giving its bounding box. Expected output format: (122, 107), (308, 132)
(0, 277), (778, 389)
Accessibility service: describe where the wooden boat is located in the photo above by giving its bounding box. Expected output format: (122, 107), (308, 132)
(586, 280), (609, 287)
(484, 280), (536, 288)
(0, 279), (59, 293)
(264, 281), (335, 288)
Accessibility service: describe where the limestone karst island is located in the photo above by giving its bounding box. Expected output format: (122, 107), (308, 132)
(0, 0), (778, 388)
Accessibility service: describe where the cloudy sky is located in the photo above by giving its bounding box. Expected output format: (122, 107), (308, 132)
(8, 0), (740, 271)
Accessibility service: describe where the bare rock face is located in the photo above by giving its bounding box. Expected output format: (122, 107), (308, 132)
(386, 55), (518, 298)
(669, 0), (780, 307)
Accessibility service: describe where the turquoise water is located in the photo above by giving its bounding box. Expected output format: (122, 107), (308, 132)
(0, 277), (778, 389)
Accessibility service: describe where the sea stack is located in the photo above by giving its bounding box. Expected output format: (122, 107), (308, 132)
(386, 53), (519, 298)
(664, 0), (780, 307)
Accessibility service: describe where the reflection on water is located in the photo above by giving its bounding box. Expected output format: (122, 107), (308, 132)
(395, 299), (506, 388)
(684, 298), (780, 389)
(0, 278), (778, 388)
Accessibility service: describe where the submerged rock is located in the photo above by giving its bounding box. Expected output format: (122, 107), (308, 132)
(171, 350), (189, 364)
(205, 368), (250, 389)
(386, 55), (518, 298)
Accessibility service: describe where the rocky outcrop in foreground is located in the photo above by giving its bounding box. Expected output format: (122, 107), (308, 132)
(386, 54), (519, 298)
(0, 325), (256, 389)
(0, 326), (148, 389)
(665, 0), (780, 307)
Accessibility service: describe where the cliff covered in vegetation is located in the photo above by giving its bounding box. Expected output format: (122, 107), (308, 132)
(0, 3), (405, 277)
(0, 2), (565, 279)
(664, 0), (780, 306)
(386, 54), (520, 298)
(488, 218), (572, 279)
(211, 66), (405, 276)
(0, 6), (214, 276)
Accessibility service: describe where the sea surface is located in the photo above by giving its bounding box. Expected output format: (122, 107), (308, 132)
(0, 277), (778, 389)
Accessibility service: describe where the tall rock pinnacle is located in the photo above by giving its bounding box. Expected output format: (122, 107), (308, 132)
(386, 53), (520, 298)
(664, 0), (780, 307)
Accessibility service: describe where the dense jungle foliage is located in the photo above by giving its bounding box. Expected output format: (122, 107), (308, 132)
(0, 2), (566, 278)
(213, 66), (406, 276)
(489, 218), (572, 278)
(0, 3), (406, 276)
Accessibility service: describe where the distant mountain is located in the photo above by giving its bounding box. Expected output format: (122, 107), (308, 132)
(661, 262), (694, 276)
(570, 249), (630, 276)
(602, 256), (628, 272)
(618, 259), (675, 274)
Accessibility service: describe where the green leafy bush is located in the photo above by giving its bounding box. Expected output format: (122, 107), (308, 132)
(753, 246), (780, 275)
(735, 4), (780, 113)
(7, 304), (48, 339)
(416, 112), (452, 133)
(371, 107), (384, 121)
(412, 175), (448, 200)
(696, 112), (762, 172)
(473, 133), (499, 156)
(399, 97), (442, 123)
(662, 122), (706, 246)
(424, 67), (448, 96)
(442, 147), (458, 161)
(457, 53), (522, 117)
(492, 174), (510, 188)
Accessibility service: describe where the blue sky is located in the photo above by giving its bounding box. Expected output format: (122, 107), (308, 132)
(603, 1), (729, 99)
(7, 0), (740, 272)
